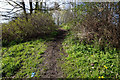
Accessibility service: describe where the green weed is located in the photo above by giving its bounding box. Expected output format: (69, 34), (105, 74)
(62, 34), (120, 78)
(2, 39), (47, 78)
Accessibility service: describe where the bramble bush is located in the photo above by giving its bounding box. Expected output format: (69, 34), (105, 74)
(69, 2), (120, 49)
(2, 12), (57, 46)
(71, 15), (120, 49)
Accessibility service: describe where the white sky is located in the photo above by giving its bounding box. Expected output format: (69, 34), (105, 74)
(0, 0), (69, 23)
(0, 0), (119, 23)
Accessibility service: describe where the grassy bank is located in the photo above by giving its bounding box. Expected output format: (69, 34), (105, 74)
(61, 32), (120, 78)
(2, 39), (47, 78)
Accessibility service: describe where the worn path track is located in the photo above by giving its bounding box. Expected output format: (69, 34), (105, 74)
(40, 28), (67, 78)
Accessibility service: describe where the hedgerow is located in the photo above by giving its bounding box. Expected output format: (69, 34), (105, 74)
(2, 12), (57, 46)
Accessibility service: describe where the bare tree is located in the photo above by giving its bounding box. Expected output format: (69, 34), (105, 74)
(35, 0), (39, 13)
(29, 0), (33, 15)
(21, 0), (28, 21)
(54, 2), (60, 25)
(118, 1), (120, 27)
(1, 0), (29, 21)
(40, 1), (43, 12)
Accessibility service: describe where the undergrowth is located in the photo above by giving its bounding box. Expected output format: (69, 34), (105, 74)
(2, 39), (47, 78)
(2, 12), (57, 46)
(60, 23), (71, 31)
(62, 33), (120, 78)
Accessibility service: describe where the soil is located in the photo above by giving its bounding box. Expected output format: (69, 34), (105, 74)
(40, 28), (67, 78)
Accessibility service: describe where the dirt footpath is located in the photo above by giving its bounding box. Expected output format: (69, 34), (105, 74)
(40, 28), (67, 78)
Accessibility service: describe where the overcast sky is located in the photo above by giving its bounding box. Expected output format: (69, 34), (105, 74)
(0, 0), (119, 23)
(0, 0), (70, 23)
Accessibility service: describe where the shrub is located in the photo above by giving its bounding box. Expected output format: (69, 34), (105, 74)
(70, 2), (120, 49)
(71, 15), (120, 49)
(2, 12), (57, 45)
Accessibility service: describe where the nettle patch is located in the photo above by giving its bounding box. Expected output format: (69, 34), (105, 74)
(62, 35), (119, 78)
(2, 39), (47, 78)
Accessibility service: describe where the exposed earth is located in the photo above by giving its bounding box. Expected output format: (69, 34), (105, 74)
(39, 28), (67, 78)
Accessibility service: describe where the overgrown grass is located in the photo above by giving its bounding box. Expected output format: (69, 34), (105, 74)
(62, 33), (120, 78)
(2, 39), (47, 78)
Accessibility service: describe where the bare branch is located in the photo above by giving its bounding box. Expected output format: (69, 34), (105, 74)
(6, 9), (23, 15)
(6, 0), (15, 7)
(0, 7), (12, 10)
(8, 0), (23, 8)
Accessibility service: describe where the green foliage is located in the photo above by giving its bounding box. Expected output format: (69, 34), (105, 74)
(61, 24), (71, 31)
(2, 12), (57, 46)
(61, 34), (120, 78)
(51, 31), (58, 37)
(2, 39), (47, 77)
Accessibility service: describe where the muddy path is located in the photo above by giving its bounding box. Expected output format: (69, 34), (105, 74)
(40, 28), (67, 78)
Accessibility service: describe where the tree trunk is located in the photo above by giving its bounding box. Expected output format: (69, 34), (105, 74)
(118, 1), (120, 48)
(35, 0), (39, 13)
(105, 3), (109, 22)
(44, 2), (47, 13)
(118, 1), (120, 27)
(22, 0), (28, 21)
(57, 16), (59, 25)
(29, 0), (33, 15)
(40, 2), (42, 12)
